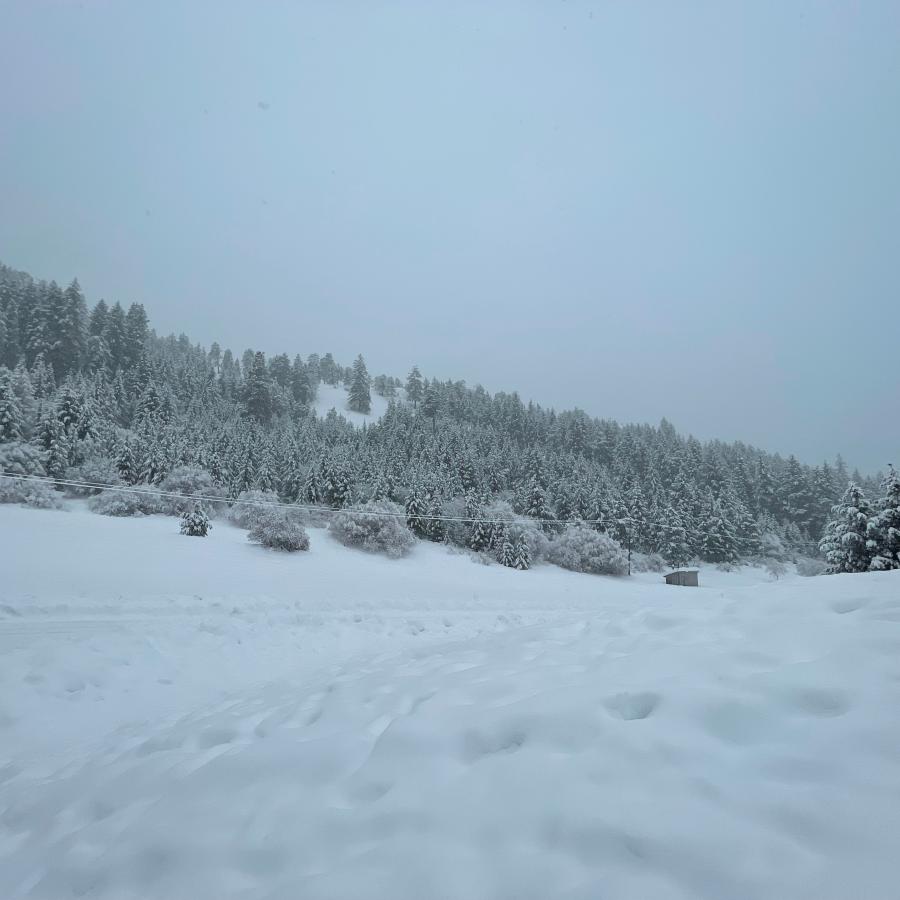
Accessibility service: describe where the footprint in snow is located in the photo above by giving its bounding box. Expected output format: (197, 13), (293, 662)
(604, 691), (661, 721)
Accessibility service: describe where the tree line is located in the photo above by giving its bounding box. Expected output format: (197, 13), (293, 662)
(1, 261), (894, 572)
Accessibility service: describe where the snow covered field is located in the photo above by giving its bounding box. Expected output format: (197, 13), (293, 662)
(1, 504), (900, 900)
(313, 383), (389, 426)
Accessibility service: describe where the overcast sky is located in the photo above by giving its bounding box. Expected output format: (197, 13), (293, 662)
(1, 1), (898, 473)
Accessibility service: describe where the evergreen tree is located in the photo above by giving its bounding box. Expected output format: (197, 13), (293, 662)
(102, 302), (127, 369)
(58, 279), (88, 375)
(303, 465), (322, 504)
(699, 496), (739, 564)
(422, 381), (440, 431)
(511, 527), (531, 570)
(819, 484), (873, 573)
(45, 423), (69, 480)
(320, 352), (339, 385)
(426, 494), (445, 542)
(525, 477), (553, 531)
(0, 367), (23, 442)
(180, 503), (211, 537)
(116, 441), (137, 484)
(290, 355), (312, 405)
(405, 491), (428, 537)
(867, 466), (900, 571)
(56, 383), (85, 437)
(89, 299), (109, 337)
(347, 354), (371, 414)
(124, 303), (149, 368)
(244, 352), (273, 424)
(30, 355), (55, 398)
(405, 366), (423, 406)
(87, 333), (112, 373)
(660, 506), (690, 568)
(0, 306), (10, 369)
(321, 459), (353, 508)
(306, 353), (321, 385)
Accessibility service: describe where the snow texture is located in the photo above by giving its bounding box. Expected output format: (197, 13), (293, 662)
(1, 502), (899, 899)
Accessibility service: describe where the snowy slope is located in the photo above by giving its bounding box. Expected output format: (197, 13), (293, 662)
(1, 504), (900, 899)
(313, 383), (389, 426)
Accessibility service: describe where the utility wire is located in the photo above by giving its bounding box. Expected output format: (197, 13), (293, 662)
(1, 471), (642, 528)
(1, 472), (696, 534)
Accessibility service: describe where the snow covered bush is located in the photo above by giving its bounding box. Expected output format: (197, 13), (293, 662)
(0, 476), (63, 509)
(440, 496), (471, 548)
(65, 457), (123, 497)
(478, 499), (549, 567)
(158, 466), (226, 516)
(796, 557), (827, 577)
(227, 489), (282, 529)
(330, 500), (416, 558)
(248, 507), (310, 552)
(0, 441), (46, 477)
(88, 485), (161, 517)
(180, 503), (211, 537)
(548, 524), (629, 576)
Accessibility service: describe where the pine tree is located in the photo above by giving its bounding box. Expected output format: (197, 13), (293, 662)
(45, 424), (69, 480)
(370, 470), (394, 501)
(819, 484), (873, 573)
(525, 476), (553, 530)
(426, 495), (445, 542)
(116, 441), (137, 484)
(405, 366), (423, 407)
(89, 299), (109, 337)
(123, 303), (149, 369)
(30, 355), (55, 398)
(303, 465), (322, 504)
(102, 302), (127, 369)
(468, 494), (491, 551)
(660, 506), (690, 568)
(699, 497), (738, 564)
(58, 279), (88, 375)
(867, 466), (900, 571)
(405, 491), (428, 537)
(0, 367), (23, 442)
(56, 384), (85, 436)
(278, 458), (304, 503)
(180, 503), (211, 536)
(321, 459), (353, 508)
(244, 352), (273, 424)
(290, 355), (312, 405)
(499, 532), (517, 568)
(422, 382), (440, 432)
(320, 352), (339, 386)
(347, 354), (371, 414)
(511, 527), (531, 570)
(0, 306), (10, 370)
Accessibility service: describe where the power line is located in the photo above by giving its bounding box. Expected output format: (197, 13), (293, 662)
(2, 471), (627, 528)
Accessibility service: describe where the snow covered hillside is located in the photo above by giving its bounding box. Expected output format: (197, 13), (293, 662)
(1, 504), (900, 899)
(313, 383), (389, 426)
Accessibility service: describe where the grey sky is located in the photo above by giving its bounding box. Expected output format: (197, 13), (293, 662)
(1, 1), (898, 473)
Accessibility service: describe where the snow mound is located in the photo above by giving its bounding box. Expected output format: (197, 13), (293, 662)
(313, 383), (388, 426)
(1, 504), (900, 899)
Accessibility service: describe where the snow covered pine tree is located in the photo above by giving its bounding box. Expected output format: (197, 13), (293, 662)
(180, 503), (211, 537)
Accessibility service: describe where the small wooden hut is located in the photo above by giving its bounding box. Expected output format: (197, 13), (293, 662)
(664, 568), (699, 587)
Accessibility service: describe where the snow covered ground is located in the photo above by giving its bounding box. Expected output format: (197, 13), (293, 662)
(313, 383), (389, 426)
(1, 503), (899, 899)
